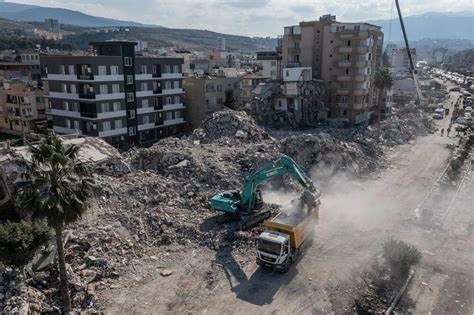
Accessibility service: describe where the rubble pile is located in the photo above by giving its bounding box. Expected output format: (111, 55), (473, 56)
(191, 110), (271, 143)
(1, 108), (438, 313)
(371, 105), (436, 146)
(281, 133), (381, 176)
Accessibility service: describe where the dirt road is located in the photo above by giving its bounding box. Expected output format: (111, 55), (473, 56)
(104, 94), (473, 314)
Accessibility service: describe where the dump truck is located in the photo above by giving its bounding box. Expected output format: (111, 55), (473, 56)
(256, 192), (320, 272)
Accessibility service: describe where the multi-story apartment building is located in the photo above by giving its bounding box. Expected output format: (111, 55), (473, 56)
(387, 47), (417, 75)
(183, 75), (241, 129)
(282, 16), (383, 126)
(0, 81), (47, 136)
(41, 41), (185, 149)
(256, 51), (281, 79)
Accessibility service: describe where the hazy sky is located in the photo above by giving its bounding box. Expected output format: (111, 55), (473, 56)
(10, 0), (474, 37)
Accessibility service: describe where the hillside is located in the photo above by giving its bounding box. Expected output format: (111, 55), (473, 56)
(369, 11), (474, 42)
(61, 27), (277, 52)
(0, 1), (157, 27)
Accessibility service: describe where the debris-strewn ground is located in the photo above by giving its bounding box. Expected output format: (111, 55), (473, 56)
(1, 106), (438, 313)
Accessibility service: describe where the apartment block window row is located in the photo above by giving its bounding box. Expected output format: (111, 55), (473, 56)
(65, 119), (80, 130)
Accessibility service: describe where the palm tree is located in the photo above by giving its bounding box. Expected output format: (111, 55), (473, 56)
(15, 134), (95, 313)
(374, 68), (394, 136)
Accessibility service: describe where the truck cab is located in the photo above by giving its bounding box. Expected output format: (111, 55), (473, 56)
(256, 231), (292, 271)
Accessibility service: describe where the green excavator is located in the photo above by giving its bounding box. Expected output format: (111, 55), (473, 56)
(210, 155), (320, 230)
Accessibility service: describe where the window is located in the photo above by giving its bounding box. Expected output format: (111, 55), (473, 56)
(129, 110), (135, 119)
(165, 112), (173, 120)
(101, 103), (109, 112)
(354, 25), (360, 31)
(74, 120), (80, 130)
(113, 101), (121, 111)
(173, 65), (180, 73)
(100, 85), (108, 94)
(72, 102), (79, 111)
(174, 96), (181, 104)
(344, 54), (350, 61)
(115, 119), (122, 129)
(140, 65), (147, 74)
(64, 101), (69, 111)
(141, 82), (148, 91)
(346, 40), (351, 47)
(59, 65), (65, 74)
(142, 99), (149, 107)
(165, 65), (171, 73)
(127, 93), (134, 102)
(124, 57), (133, 66)
(102, 121), (111, 131)
(65, 119), (71, 128)
(60, 84), (67, 93)
(68, 65), (75, 75)
(286, 70), (289, 77)
(110, 66), (119, 75)
(126, 75), (133, 84)
(345, 68), (350, 75)
(217, 84), (222, 92)
(143, 115), (149, 124)
(70, 84), (76, 94)
(129, 126), (136, 136)
(175, 111), (183, 119)
(166, 97), (172, 104)
(98, 66), (107, 75)
(165, 81), (172, 89)
(173, 81), (180, 88)
(112, 84), (120, 93)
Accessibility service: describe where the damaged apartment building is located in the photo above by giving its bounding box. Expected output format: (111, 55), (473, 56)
(281, 15), (384, 126)
(41, 41), (185, 150)
(251, 67), (325, 127)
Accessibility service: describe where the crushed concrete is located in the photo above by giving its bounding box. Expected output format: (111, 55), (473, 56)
(1, 106), (438, 313)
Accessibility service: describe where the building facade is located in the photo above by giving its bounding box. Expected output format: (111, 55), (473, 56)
(41, 41), (185, 149)
(183, 75), (241, 129)
(0, 81), (47, 136)
(387, 47), (417, 75)
(240, 74), (271, 109)
(282, 16), (383, 125)
(256, 51), (281, 79)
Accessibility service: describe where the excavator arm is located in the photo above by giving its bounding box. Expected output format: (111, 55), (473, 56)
(239, 155), (316, 211)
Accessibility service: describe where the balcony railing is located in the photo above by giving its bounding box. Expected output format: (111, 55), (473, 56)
(79, 92), (95, 99)
(77, 73), (94, 80)
(155, 119), (164, 126)
(286, 62), (302, 68)
(81, 112), (97, 118)
(153, 88), (163, 94)
(152, 72), (161, 78)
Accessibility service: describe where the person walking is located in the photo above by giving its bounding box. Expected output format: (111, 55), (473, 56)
(447, 127), (451, 137)
(440, 128), (444, 137)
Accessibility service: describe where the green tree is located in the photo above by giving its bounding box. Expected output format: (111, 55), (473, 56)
(382, 50), (391, 68)
(374, 68), (394, 136)
(0, 220), (50, 275)
(15, 134), (95, 313)
(224, 89), (236, 110)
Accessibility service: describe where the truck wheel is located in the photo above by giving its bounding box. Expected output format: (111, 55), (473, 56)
(280, 260), (290, 273)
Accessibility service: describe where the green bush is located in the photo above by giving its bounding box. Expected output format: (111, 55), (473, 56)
(382, 239), (421, 279)
(0, 220), (51, 270)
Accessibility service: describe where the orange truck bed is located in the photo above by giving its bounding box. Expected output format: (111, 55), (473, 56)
(263, 204), (319, 249)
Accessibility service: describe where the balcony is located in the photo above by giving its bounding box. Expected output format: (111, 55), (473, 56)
(288, 47), (301, 54)
(337, 75), (351, 81)
(336, 88), (350, 95)
(155, 119), (164, 126)
(153, 88), (163, 95)
(79, 92), (95, 99)
(338, 46), (353, 53)
(356, 61), (368, 67)
(356, 46), (370, 54)
(286, 62), (302, 68)
(353, 103), (368, 110)
(152, 72), (161, 78)
(337, 61), (351, 67)
(81, 111), (97, 118)
(287, 34), (301, 40)
(77, 73), (94, 80)
(331, 103), (350, 109)
(354, 75), (368, 82)
(354, 88), (369, 96)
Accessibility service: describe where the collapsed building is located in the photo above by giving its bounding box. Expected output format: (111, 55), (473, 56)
(250, 67), (326, 127)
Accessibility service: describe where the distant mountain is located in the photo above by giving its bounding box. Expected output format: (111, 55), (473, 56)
(0, 1), (160, 28)
(369, 11), (474, 42)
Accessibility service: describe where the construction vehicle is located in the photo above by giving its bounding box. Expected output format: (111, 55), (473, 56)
(210, 155), (320, 230)
(256, 193), (320, 272)
(394, 0), (424, 105)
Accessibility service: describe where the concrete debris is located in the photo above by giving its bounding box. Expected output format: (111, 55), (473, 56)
(190, 110), (271, 144)
(1, 106), (437, 313)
